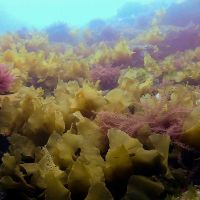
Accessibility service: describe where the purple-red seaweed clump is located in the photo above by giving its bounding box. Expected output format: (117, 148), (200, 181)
(0, 64), (15, 94)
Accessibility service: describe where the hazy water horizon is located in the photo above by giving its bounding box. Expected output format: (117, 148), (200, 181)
(0, 0), (186, 34)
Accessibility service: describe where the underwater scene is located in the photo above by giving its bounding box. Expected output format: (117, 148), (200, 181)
(1, 0), (200, 199)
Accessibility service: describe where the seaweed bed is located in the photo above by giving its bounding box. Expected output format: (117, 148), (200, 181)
(1, 2), (200, 200)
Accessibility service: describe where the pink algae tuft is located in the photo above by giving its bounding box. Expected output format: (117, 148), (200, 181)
(90, 65), (121, 90)
(97, 104), (190, 140)
(0, 64), (15, 94)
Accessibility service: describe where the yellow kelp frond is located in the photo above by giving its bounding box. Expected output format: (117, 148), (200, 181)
(182, 106), (200, 149)
(85, 182), (113, 200)
(0, 97), (18, 135)
(74, 111), (105, 150)
(104, 88), (133, 113)
(90, 40), (133, 66)
(118, 68), (153, 100)
(70, 82), (106, 116)
(104, 129), (169, 182)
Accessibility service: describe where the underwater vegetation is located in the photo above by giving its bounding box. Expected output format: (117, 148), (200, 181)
(1, 1), (200, 200)
(0, 64), (15, 94)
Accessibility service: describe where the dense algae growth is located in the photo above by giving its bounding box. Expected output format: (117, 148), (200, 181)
(1, 0), (200, 199)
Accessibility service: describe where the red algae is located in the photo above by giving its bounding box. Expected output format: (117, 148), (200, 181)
(97, 104), (190, 140)
(90, 65), (121, 90)
(0, 64), (15, 94)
